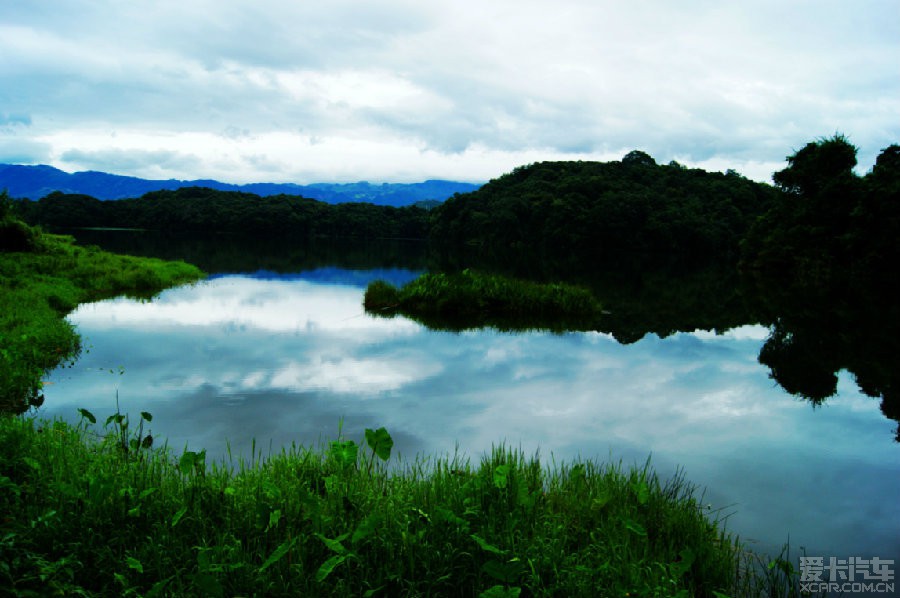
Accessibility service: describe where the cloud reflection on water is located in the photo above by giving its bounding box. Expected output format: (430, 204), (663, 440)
(43, 275), (900, 562)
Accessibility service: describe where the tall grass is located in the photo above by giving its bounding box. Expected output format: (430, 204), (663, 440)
(0, 411), (744, 597)
(0, 225), (204, 413)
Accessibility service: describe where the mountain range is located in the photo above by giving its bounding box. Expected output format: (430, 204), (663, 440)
(0, 164), (481, 207)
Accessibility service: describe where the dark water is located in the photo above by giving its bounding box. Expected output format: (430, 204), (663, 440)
(41, 231), (900, 572)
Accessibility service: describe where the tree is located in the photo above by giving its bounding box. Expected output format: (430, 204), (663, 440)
(772, 134), (857, 197)
(622, 150), (656, 167)
(0, 190), (38, 252)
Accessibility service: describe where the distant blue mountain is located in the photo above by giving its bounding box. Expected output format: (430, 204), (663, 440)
(0, 164), (481, 207)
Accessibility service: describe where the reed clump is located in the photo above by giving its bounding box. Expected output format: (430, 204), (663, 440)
(0, 411), (745, 597)
(364, 269), (603, 331)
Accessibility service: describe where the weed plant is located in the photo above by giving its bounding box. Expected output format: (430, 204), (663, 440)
(0, 410), (748, 597)
(0, 209), (204, 413)
(364, 269), (603, 332)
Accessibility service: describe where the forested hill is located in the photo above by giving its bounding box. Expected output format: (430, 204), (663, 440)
(0, 163), (480, 207)
(430, 151), (776, 262)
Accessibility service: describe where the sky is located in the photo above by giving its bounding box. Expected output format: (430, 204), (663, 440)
(1, 0), (898, 184)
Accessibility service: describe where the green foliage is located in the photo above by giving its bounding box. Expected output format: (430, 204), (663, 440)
(0, 224), (203, 413)
(0, 190), (41, 252)
(364, 269), (603, 332)
(362, 279), (401, 312)
(0, 413), (745, 597)
(365, 427), (394, 463)
(20, 186), (431, 240)
(741, 135), (900, 287)
(771, 134), (857, 197)
(429, 154), (775, 264)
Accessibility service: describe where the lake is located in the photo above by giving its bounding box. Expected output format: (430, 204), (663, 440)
(40, 232), (900, 571)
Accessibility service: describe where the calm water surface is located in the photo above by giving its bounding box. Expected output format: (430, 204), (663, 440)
(40, 239), (900, 567)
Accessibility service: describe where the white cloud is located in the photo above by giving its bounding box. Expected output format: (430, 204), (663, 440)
(1, 0), (897, 182)
(70, 276), (421, 335)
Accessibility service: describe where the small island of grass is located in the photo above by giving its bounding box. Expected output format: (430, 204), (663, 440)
(364, 270), (603, 332)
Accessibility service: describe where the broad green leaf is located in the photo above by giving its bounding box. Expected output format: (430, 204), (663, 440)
(671, 547), (696, 578)
(179, 450), (206, 475)
(106, 413), (125, 427)
(482, 558), (524, 583)
(516, 484), (535, 508)
(259, 537), (295, 572)
(171, 506), (188, 527)
(126, 556), (143, 573)
(77, 408), (96, 424)
(315, 532), (350, 555)
(479, 585), (522, 598)
(329, 440), (358, 469)
(179, 452), (195, 475)
(592, 491), (612, 510)
(140, 411), (153, 422)
(492, 464), (510, 489)
(624, 518), (647, 536)
(364, 427), (394, 461)
(145, 576), (172, 598)
(471, 533), (505, 555)
(352, 513), (379, 545)
(267, 509), (282, 531)
(315, 554), (347, 582)
(633, 480), (650, 505)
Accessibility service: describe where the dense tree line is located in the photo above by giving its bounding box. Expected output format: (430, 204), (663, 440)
(13, 138), (897, 282)
(15, 187), (431, 240)
(740, 135), (900, 289)
(429, 151), (776, 263)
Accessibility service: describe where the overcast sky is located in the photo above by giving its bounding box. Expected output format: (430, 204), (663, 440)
(1, 1), (898, 184)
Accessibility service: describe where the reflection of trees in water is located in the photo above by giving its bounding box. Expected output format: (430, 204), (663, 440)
(436, 247), (900, 442)
(68, 230), (900, 442)
(758, 325), (838, 400)
(67, 230), (430, 274)
(752, 278), (900, 442)
(433, 249), (755, 343)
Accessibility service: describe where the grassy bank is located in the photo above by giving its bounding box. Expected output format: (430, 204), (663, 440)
(0, 411), (744, 597)
(0, 199), (204, 413)
(364, 270), (603, 331)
